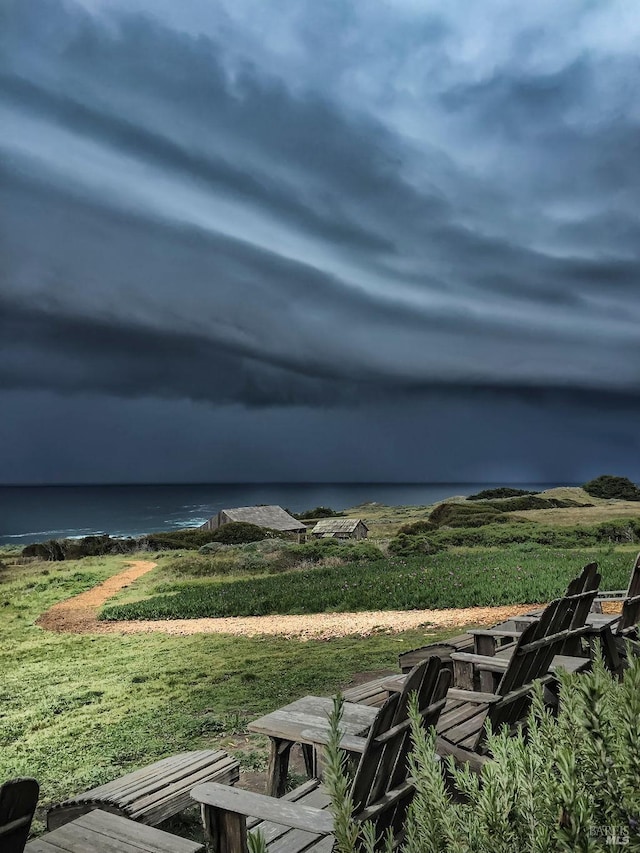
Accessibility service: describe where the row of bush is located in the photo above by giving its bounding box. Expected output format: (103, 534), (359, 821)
(164, 539), (385, 577)
(425, 496), (587, 530)
(389, 518), (640, 555)
(467, 474), (640, 502)
(20, 522), (285, 561)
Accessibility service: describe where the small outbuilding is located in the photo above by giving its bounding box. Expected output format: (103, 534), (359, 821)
(310, 518), (369, 540)
(199, 505), (307, 540)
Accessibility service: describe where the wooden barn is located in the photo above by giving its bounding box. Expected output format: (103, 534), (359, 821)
(310, 518), (369, 540)
(199, 505), (307, 541)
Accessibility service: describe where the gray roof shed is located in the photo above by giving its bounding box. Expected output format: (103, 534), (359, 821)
(204, 505), (307, 532)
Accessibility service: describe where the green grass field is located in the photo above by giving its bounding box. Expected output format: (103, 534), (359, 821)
(101, 546), (633, 620)
(0, 555), (446, 835)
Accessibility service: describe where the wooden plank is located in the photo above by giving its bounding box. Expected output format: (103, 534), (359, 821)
(469, 628), (522, 638)
(298, 729), (367, 754)
(446, 689), (501, 704)
(48, 751), (239, 830)
(437, 703), (485, 736)
(25, 842), (69, 853)
(441, 709), (488, 746)
(74, 810), (203, 852)
(192, 784), (334, 835)
(451, 653), (509, 672)
(129, 759), (240, 822)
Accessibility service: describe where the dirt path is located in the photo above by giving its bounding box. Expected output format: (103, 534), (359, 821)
(36, 560), (541, 640)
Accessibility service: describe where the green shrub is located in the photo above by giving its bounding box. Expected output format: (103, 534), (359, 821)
(22, 528), (232, 560)
(162, 554), (241, 577)
(323, 655), (640, 853)
(388, 534), (445, 558)
(207, 522), (268, 544)
(397, 520), (437, 536)
(584, 475), (640, 501)
(293, 506), (345, 520)
(468, 487), (540, 500)
(428, 503), (509, 528)
(286, 540), (383, 563)
(429, 498), (587, 531)
(198, 542), (232, 555)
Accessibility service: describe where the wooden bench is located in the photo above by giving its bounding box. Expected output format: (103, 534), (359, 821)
(192, 658), (452, 853)
(46, 750), (239, 830)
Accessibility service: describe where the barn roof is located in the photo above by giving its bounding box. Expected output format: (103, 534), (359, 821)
(311, 518), (368, 534)
(219, 505), (307, 532)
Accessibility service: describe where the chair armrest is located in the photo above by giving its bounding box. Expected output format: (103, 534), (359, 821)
(468, 628), (522, 638)
(595, 591), (626, 601)
(450, 652), (509, 673)
(191, 783), (334, 834)
(299, 728), (367, 754)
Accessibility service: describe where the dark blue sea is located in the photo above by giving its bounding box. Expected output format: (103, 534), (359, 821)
(0, 483), (566, 545)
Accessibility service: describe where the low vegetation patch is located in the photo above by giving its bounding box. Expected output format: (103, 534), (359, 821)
(187, 540), (385, 577)
(100, 547), (632, 620)
(467, 486), (540, 500)
(292, 506), (345, 520)
(421, 518), (640, 549)
(428, 497), (587, 529)
(205, 522), (270, 544)
(583, 474), (640, 501)
(21, 529), (232, 560)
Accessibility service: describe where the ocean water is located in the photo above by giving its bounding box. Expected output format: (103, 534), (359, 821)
(0, 482), (565, 545)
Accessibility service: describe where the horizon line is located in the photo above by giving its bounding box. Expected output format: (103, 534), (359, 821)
(0, 480), (578, 488)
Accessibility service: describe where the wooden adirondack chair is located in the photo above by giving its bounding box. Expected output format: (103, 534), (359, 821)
(434, 563), (601, 772)
(0, 778), (39, 853)
(192, 658), (452, 853)
(586, 552), (640, 674)
(467, 562), (600, 664)
(398, 562), (603, 675)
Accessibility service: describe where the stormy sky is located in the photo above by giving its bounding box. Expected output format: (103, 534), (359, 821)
(1, 0), (640, 483)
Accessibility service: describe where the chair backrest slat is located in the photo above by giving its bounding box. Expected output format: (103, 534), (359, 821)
(488, 563), (600, 729)
(350, 657), (450, 822)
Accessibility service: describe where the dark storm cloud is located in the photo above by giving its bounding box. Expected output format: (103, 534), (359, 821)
(2, 0), (640, 482)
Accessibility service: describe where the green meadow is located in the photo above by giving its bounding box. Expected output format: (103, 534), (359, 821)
(0, 554), (444, 835)
(101, 546), (632, 620)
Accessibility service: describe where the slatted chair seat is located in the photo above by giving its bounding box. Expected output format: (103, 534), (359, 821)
(341, 675), (392, 707)
(26, 808), (204, 853)
(47, 750), (239, 831)
(398, 633), (475, 674)
(192, 657), (452, 853)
